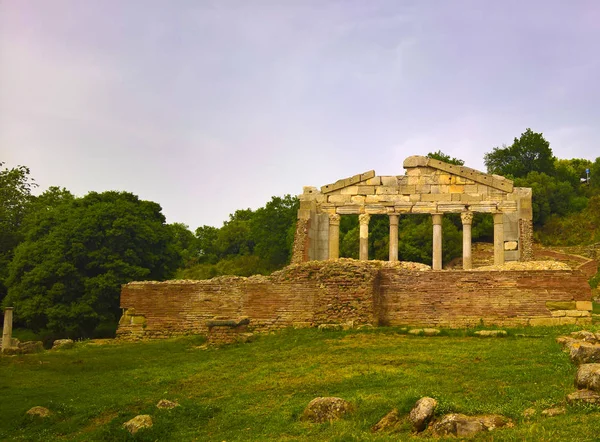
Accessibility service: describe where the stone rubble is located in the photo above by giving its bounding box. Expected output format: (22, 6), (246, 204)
(123, 415), (153, 434)
(26, 406), (51, 418)
(371, 408), (401, 433)
(408, 397), (438, 432)
(301, 397), (352, 423)
(431, 413), (512, 437)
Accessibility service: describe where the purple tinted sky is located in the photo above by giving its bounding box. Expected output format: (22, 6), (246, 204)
(1, 1), (599, 228)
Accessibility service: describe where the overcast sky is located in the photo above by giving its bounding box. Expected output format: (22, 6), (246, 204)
(1, 1), (599, 229)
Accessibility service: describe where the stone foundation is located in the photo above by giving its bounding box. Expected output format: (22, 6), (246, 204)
(117, 260), (592, 339)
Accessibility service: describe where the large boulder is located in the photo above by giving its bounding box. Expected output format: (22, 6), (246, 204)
(371, 408), (401, 433)
(26, 406), (51, 418)
(302, 397), (352, 423)
(52, 339), (74, 350)
(575, 363), (600, 391)
(432, 414), (512, 438)
(570, 331), (599, 343)
(569, 342), (600, 364)
(123, 415), (153, 434)
(18, 341), (44, 354)
(408, 397), (438, 432)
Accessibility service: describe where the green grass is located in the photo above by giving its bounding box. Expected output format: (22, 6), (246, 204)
(1, 325), (600, 441)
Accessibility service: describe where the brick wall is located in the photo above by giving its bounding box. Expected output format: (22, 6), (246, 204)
(117, 261), (593, 339)
(377, 269), (591, 328)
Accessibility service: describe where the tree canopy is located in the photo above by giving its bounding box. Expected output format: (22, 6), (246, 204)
(484, 128), (555, 178)
(4, 191), (180, 337)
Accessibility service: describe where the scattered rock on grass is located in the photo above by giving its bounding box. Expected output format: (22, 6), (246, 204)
(566, 389), (600, 405)
(568, 342), (600, 365)
(371, 408), (401, 433)
(18, 341), (44, 354)
(408, 397), (438, 432)
(431, 414), (512, 437)
(123, 415), (153, 434)
(570, 331), (599, 343)
(574, 363), (600, 391)
(474, 330), (507, 337)
(522, 408), (536, 419)
(52, 339), (74, 350)
(156, 399), (179, 409)
(541, 407), (566, 417)
(408, 328), (440, 336)
(26, 406), (51, 418)
(302, 397), (352, 423)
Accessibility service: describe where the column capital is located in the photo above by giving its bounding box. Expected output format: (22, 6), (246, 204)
(460, 211), (474, 225)
(329, 213), (341, 225)
(432, 213), (443, 225)
(359, 213), (371, 225)
(493, 212), (504, 224)
(388, 214), (399, 226)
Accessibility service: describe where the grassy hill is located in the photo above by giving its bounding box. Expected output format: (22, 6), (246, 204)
(1, 325), (600, 441)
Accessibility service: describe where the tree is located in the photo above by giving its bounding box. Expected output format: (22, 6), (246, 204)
(484, 128), (556, 178)
(250, 195), (299, 268)
(4, 191), (180, 337)
(0, 163), (37, 303)
(427, 150), (465, 166)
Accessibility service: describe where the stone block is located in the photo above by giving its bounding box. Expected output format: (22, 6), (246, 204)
(340, 186), (359, 195)
(529, 317), (562, 326)
(365, 195), (382, 204)
(328, 195), (352, 204)
(409, 194), (422, 202)
(460, 194), (483, 202)
(365, 177), (381, 185)
(360, 170), (376, 181)
(411, 203), (438, 214)
(403, 155), (429, 168)
(546, 301), (576, 310)
(365, 205), (388, 214)
(464, 184), (479, 193)
(399, 185), (416, 194)
(395, 203), (414, 213)
(449, 184), (465, 193)
(350, 195), (365, 204)
(565, 310), (591, 317)
(336, 205), (361, 215)
(437, 203), (467, 213)
(381, 176), (398, 186)
(376, 186), (399, 195)
(560, 317), (578, 325)
(421, 194), (452, 202)
(451, 193), (461, 201)
(551, 310), (566, 317)
(397, 176), (408, 185)
(504, 241), (518, 251)
(416, 184), (431, 193)
(436, 173), (452, 185)
(357, 186), (375, 195)
(577, 301), (593, 311)
(407, 176), (420, 185)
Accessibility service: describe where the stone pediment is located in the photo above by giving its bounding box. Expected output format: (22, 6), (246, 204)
(320, 156), (512, 195)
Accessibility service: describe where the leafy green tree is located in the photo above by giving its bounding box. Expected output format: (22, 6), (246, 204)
(4, 191), (180, 337)
(484, 128), (556, 178)
(0, 163), (38, 303)
(250, 195), (299, 268)
(514, 172), (584, 227)
(427, 151), (465, 166)
(215, 209), (255, 257)
(168, 223), (197, 268)
(195, 225), (219, 264)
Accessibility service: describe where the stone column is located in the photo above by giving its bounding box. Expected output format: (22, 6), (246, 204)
(432, 214), (443, 270)
(461, 211), (474, 270)
(2, 307), (13, 350)
(328, 214), (341, 260)
(388, 214), (399, 262)
(493, 213), (505, 266)
(359, 213), (371, 261)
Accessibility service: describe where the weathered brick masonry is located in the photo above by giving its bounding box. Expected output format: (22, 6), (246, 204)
(117, 260), (593, 339)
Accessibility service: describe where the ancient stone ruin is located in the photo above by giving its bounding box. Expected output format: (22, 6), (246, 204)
(291, 155), (533, 267)
(116, 156), (594, 340)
